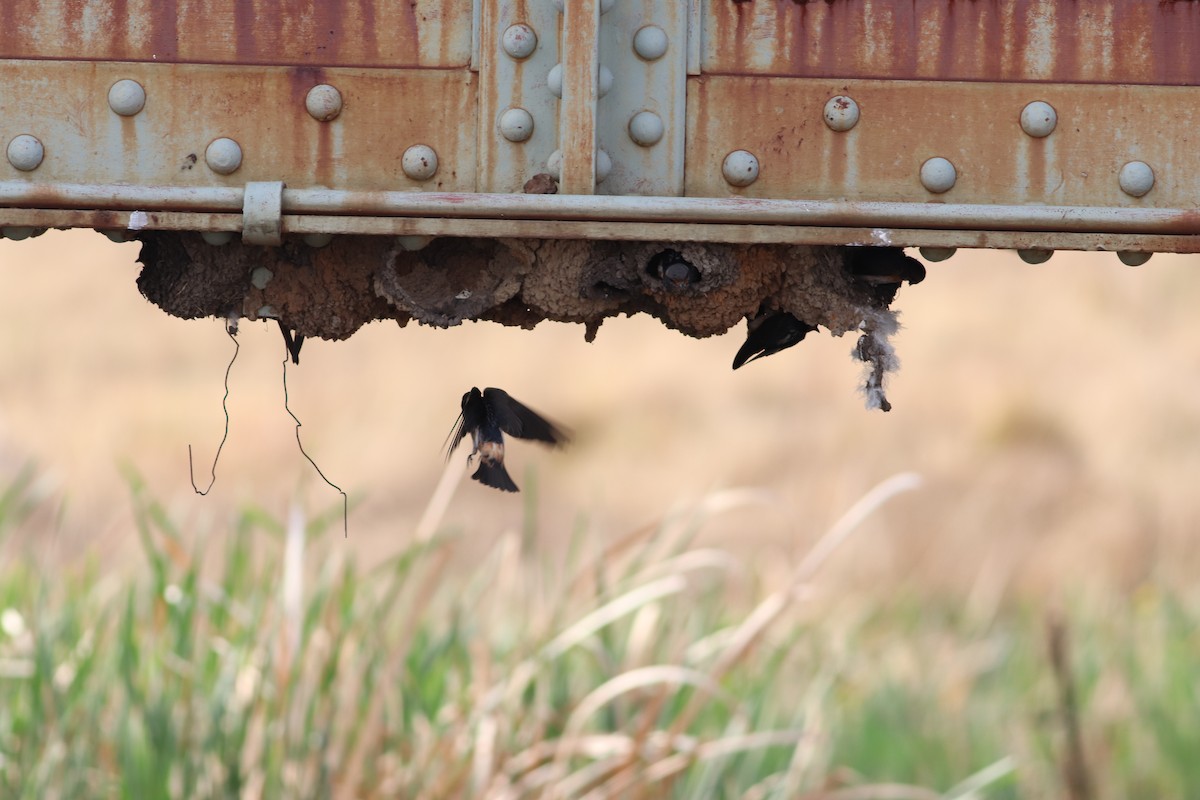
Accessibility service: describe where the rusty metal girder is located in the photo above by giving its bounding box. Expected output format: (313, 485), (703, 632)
(705, 0), (1200, 85)
(0, 0), (471, 67)
(1, 0), (1199, 254)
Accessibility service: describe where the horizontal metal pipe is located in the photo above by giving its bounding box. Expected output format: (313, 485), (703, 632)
(5, 207), (1199, 251)
(2, 181), (1198, 235)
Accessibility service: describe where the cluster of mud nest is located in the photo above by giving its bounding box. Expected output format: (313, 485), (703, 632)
(135, 219), (923, 410)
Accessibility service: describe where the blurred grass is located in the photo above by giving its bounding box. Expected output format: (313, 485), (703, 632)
(1, 467), (1198, 799)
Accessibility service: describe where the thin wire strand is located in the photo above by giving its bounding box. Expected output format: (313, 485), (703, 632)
(281, 348), (349, 538)
(188, 324), (239, 495)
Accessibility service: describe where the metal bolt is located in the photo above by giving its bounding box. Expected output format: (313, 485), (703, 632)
(305, 84), (343, 121)
(920, 157), (957, 193)
(547, 63), (612, 98)
(547, 149), (611, 182)
(722, 150), (759, 187)
(502, 24), (537, 59)
(304, 233), (334, 248)
(628, 111), (664, 147)
(633, 25), (669, 60)
(1118, 161), (1155, 197)
(205, 138), (243, 175)
(201, 231), (235, 245)
(499, 107), (535, 142)
(398, 235), (433, 251)
(595, 149), (612, 183)
(1117, 251), (1152, 267)
(919, 246), (956, 262)
(1017, 248), (1053, 264)
(402, 144), (439, 180)
(251, 267), (274, 289)
(6, 134), (44, 171)
(108, 79), (146, 116)
(1019, 101), (1057, 138)
(598, 66), (614, 98)
(823, 95), (860, 132)
(2, 226), (44, 241)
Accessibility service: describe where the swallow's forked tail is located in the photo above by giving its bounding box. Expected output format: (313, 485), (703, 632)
(471, 460), (519, 492)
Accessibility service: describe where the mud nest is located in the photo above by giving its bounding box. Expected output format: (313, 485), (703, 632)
(135, 231), (921, 409)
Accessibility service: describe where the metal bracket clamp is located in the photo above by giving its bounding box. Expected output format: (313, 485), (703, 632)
(242, 181), (284, 245)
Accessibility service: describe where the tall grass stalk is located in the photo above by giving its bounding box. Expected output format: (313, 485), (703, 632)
(0, 467), (1197, 798)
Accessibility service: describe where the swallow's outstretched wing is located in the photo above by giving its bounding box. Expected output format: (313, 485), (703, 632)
(483, 388), (569, 445)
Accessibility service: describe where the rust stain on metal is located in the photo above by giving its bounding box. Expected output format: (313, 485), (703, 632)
(687, 76), (1200, 209)
(0, 61), (477, 192)
(706, 0), (1200, 85)
(0, 1), (471, 68)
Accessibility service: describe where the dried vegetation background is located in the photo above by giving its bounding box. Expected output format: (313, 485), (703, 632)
(2, 230), (1199, 598)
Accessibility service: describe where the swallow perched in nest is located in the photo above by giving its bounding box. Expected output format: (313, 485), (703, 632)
(446, 387), (569, 492)
(732, 307), (819, 369)
(847, 247), (926, 305)
(646, 249), (701, 292)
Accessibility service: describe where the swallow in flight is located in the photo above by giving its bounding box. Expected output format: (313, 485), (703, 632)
(446, 387), (569, 492)
(646, 249), (701, 291)
(732, 307), (819, 369)
(278, 321), (304, 365)
(847, 247), (926, 304)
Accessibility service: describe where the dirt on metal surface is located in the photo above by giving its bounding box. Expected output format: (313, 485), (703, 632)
(707, 0), (1200, 85)
(135, 232), (881, 345)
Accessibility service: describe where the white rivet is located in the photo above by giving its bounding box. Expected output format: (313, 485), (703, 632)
(108, 79), (146, 116)
(303, 233), (334, 248)
(305, 84), (343, 121)
(1018, 249), (1053, 264)
(201, 231), (234, 245)
(547, 150), (610, 182)
(402, 144), (438, 180)
(6, 134), (44, 171)
(502, 24), (537, 59)
(1119, 161), (1155, 198)
(628, 111), (664, 147)
(547, 62), (612, 98)
(918, 246), (956, 262)
(823, 95), (860, 132)
(499, 107), (535, 143)
(251, 267), (274, 289)
(2, 226), (43, 241)
(1019, 101), (1057, 138)
(398, 235), (433, 251)
(553, 0), (615, 13)
(598, 66), (614, 98)
(596, 149), (612, 183)
(722, 150), (759, 187)
(633, 25), (669, 60)
(205, 138), (242, 175)
(920, 157), (957, 193)
(1118, 251), (1152, 267)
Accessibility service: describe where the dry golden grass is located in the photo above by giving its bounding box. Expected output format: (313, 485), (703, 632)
(1, 230), (1199, 599)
